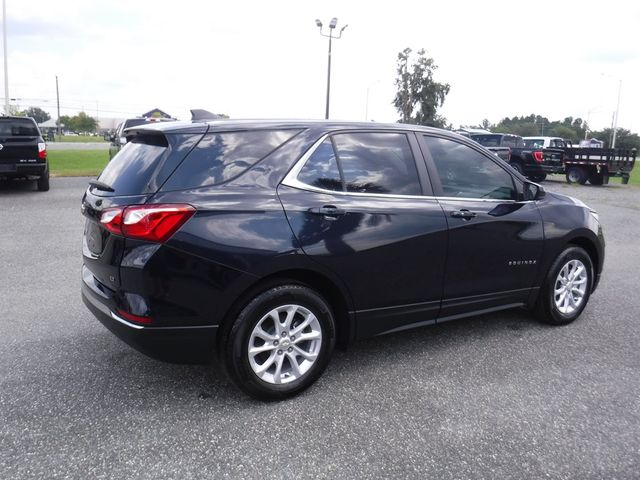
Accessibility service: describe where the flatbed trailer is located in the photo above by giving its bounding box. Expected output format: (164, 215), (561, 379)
(562, 147), (636, 185)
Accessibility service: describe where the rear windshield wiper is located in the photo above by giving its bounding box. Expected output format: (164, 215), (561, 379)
(88, 180), (115, 192)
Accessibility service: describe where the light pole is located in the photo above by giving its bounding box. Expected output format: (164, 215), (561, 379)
(315, 17), (347, 119)
(600, 73), (622, 149)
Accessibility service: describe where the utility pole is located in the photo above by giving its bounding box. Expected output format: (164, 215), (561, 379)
(2, 0), (9, 115)
(611, 79), (622, 149)
(55, 75), (61, 134)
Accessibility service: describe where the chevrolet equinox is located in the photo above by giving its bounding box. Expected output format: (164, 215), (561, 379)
(81, 120), (605, 400)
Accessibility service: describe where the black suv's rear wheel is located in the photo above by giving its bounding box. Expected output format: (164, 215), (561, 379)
(535, 246), (593, 325)
(224, 284), (335, 400)
(510, 162), (524, 175)
(36, 167), (50, 192)
(530, 173), (547, 182)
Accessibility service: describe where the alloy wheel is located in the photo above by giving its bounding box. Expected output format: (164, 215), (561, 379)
(553, 259), (588, 315)
(247, 304), (323, 384)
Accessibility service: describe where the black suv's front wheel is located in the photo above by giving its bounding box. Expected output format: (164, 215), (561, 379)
(535, 246), (593, 325)
(224, 284), (335, 400)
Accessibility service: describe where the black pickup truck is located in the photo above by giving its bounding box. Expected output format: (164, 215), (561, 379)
(470, 133), (563, 182)
(0, 116), (49, 191)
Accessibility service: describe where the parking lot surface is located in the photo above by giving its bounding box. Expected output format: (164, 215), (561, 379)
(1, 177), (639, 479)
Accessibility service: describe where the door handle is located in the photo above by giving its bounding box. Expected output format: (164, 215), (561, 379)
(450, 209), (477, 220)
(308, 205), (346, 218)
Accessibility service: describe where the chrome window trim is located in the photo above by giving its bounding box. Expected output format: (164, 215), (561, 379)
(280, 132), (521, 204)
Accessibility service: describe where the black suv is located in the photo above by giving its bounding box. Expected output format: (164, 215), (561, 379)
(81, 120), (604, 400)
(0, 116), (49, 191)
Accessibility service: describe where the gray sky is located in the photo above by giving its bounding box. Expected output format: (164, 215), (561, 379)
(4, 0), (639, 131)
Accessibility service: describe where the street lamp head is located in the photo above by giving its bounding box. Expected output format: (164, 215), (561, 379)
(315, 19), (322, 28)
(340, 24), (348, 33)
(329, 17), (338, 29)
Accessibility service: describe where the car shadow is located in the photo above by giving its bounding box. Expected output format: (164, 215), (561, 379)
(8, 309), (544, 408)
(0, 178), (39, 194)
(1, 308), (551, 420)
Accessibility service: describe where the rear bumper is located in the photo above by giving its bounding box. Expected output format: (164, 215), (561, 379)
(0, 163), (47, 177)
(81, 271), (218, 363)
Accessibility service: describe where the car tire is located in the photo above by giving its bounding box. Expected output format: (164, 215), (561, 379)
(36, 168), (50, 192)
(588, 172), (605, 185)
(565, 166), (588, 185)
(531, 173), (547, 182)
(223, 284), (335, 400)
(510, 162), (524, 175)
(534, 246), (593, 326)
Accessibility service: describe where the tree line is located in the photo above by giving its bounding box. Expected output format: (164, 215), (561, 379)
(9, 106), (98, 133)
(393, 48), (639, 150)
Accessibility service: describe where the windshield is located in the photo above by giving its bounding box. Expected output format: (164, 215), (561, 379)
(0, 118), (40, 136)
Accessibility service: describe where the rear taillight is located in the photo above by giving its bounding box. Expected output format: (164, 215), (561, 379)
(533, 151), (544, 163)
(100, 208), (123, 235)
(38, 142), (46, 159)
(100, 204), (195, 243)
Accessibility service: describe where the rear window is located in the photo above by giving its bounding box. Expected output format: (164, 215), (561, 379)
(471, 135), (501, 147)
(0, 118), (39, 136)
(97, 134), (169, 196)
(523, 138), (544, 148)
(161, 129), (300, 191)
(502, 136), (522, 148)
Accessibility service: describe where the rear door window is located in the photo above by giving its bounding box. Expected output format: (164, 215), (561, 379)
(296, 132), (422, 196)
(162, 129), (301, 190)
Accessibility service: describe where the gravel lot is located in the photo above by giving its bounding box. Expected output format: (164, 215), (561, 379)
(1, 176), (639, 479)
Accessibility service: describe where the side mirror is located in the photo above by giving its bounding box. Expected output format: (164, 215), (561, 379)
(523, 181), (545, 201)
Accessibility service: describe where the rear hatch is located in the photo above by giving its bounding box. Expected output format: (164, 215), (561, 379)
(0, 118), (43, 172)
(81, 129), (205, 290)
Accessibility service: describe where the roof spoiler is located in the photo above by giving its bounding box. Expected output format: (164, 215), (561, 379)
(190, 109), (227, 121)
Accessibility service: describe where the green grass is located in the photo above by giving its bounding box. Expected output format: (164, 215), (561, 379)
(609, 165), (639, 186)
(48, 150), (108, 177)
(53, 135), (106, 143)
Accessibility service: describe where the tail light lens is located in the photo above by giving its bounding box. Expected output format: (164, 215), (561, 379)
(533, 151), (544, 163)
(100, 204), (195, 243)
(38, 142), (47, 159)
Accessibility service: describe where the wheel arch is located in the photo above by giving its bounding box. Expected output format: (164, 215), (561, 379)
(217, 268), (355, 354)
(567, 235), (600, 289)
